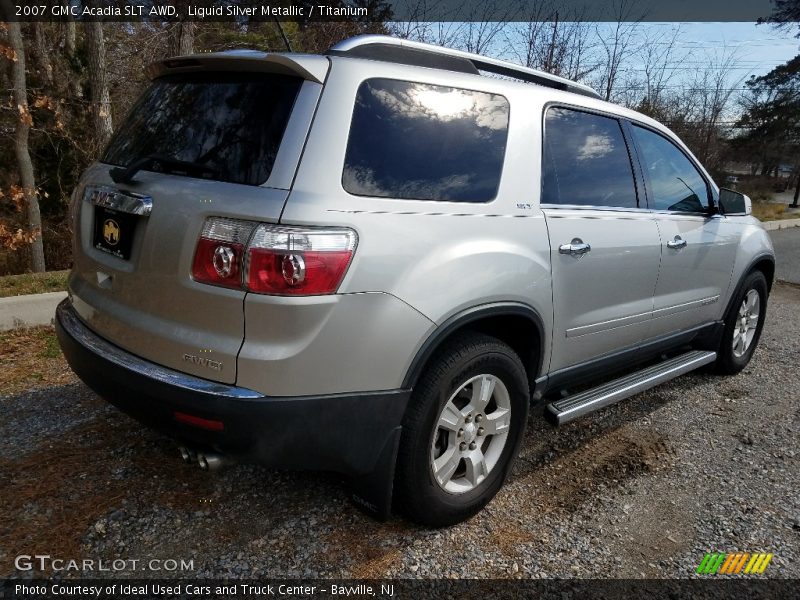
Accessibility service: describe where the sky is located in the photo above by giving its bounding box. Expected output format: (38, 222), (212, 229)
(636, 22), (799, 87)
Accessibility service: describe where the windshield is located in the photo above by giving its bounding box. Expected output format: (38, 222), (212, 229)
(103, 72), (302, 186)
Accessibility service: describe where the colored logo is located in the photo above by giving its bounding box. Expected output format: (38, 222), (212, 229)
(103, 219), (120, 246)
(696, 552), (773, 575)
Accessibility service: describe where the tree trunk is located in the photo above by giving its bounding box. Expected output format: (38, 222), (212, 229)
(792, 172), (799, 208)
(168, 22), (195, 56)
(84, 21), (114, 147)
(4, 10), (46, 272)
(64, 4), (76, 57)
(33, 23), (54, 84)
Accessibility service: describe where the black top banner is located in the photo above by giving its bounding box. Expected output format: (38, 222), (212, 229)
(0, 0), (787, 23)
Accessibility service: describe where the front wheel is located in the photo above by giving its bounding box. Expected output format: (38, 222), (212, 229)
(714, 270), (768, 375)
(395, 333), (529, 527)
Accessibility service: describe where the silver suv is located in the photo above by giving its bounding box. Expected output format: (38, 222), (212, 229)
(56, 36), (775, 526)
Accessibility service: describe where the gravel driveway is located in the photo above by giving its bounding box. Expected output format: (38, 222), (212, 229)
(1, 285), (798, 580)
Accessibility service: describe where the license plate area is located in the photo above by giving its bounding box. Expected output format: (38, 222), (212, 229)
(93, 206), (137, 260)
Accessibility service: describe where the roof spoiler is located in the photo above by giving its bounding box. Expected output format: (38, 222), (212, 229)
(147, 51), (330, 84)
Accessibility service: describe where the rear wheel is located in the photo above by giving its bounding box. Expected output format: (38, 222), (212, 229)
(395, 333), (529, 527)
(715, 270), (768, 375)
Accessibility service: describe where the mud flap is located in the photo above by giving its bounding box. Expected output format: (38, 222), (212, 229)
(348, 426), (402, 520)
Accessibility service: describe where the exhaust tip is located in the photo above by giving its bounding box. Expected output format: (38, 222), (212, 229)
(197, 452), (227, 472)
(178, 447), (196, 463)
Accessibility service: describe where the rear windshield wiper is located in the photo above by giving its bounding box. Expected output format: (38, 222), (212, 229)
(109, 154), (219, 184)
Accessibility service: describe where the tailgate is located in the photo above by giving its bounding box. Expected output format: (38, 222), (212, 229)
(68, 62), (325, 384)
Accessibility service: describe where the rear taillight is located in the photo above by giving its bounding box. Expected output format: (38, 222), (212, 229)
(192, 218), (357, 296)
(246, 225), (356, 295)
(191, 218), (256, 289)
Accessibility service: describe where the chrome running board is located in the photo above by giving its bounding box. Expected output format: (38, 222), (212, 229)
(545, 350), (717, 425)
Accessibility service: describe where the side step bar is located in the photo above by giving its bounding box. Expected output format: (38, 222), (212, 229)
(545, 350), (717, 425)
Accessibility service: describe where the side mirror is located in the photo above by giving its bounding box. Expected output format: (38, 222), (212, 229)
(718, 188), (751, 216)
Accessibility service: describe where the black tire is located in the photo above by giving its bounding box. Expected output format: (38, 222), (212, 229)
(714, 270), (768, 375)
(395, 332), (529, 527)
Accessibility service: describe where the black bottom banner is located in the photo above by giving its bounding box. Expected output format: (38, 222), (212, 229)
(2, 579), (798, 600)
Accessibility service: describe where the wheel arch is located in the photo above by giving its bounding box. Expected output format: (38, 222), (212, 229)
(751, 255), (775, 292)
(401, 303), (545, 393)
(722, 253), (775, 322)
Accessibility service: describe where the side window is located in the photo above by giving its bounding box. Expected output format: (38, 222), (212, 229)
(631, 125), (709, 213)
(342, 79), (510, 202)
(542, 107), (638, 209)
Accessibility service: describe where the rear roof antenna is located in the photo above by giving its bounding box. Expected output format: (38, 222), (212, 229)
(274, 19), (292, 52)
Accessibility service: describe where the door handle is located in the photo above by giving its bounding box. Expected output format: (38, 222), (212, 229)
(667, 236), (687, 250)
(559, 238), (591, 256)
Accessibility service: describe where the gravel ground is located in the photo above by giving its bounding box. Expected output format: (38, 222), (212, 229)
(1, 284), (798, 580)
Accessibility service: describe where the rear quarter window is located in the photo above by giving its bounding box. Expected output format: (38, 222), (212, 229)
(342, 79), (510, 202)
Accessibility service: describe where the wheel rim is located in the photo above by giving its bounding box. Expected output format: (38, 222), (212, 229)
(732, 289), (760, 358)
(430, 374), (512, 494)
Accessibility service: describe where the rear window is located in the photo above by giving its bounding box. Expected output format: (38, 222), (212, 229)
(103, 73), (302, 186)
(342, 79), (510, 202)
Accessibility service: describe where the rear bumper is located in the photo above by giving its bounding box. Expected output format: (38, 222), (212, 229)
(55, 298), (409, 476)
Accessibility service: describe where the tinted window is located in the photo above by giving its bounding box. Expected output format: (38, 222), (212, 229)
(103, 73), (301, 186)
(632, 125), (709, 212)
(543, 107), (638, 208)
(343, 79), (509, 202)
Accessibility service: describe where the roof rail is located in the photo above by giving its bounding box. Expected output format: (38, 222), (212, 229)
(329, 35), (600, 99)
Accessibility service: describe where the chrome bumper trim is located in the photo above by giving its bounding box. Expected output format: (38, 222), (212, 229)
(56, 299), (263, 399)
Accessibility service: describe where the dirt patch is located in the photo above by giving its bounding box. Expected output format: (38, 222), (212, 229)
(0, 326), (75, 396)
(489, 520), (533, 557)
(536, 430), (671, 513)
(316, 522), (409, 578)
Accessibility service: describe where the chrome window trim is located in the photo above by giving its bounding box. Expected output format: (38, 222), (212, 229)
(540, 203), (652, 214)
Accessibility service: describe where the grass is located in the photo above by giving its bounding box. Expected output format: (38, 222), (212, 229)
(0, 269), (69, 298)
(751, 201), (799, 222)
(0, 325), (75, 396)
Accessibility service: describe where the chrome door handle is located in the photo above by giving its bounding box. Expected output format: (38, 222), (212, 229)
(559, 239), (591, 256)
(667, 236), (687, 250)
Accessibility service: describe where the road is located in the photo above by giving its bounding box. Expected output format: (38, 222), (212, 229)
(769, 227), (800, 284)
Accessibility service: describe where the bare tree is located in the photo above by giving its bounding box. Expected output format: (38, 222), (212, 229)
(691, 48), (743, 166)
(505, 1), (596, 80)
(389, 1), (518, 55)
(84, 20), (114, 147)
(2, 1), (46, 272)
(593, 0), (643, 102)
(636, 24), (684, 117)
(387, 1), (466, 47)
